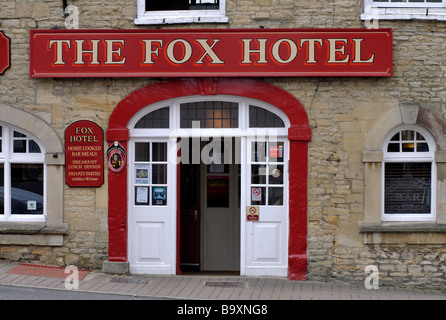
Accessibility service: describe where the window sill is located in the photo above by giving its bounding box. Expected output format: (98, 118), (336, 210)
(0, 222), (68, 246)
(135, 15), (229, 25)
(361, 7), (446, 21)
(359, 222), (446, 244)
(359, 221), (446, 233)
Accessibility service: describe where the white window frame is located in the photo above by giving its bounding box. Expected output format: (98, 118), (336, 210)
(0, 123), (46, 222)
(382, 125), (436, 222)
(135, 0), (229, 25)
(362, 0), (446, 21)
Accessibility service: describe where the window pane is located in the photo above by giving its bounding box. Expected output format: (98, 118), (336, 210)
(269, 142), (284, 162)
(385, 162), (431, 214)
(268, 187), (283, 206)
(10, 164), (44, 215)
(146, 0), (190, 11)
(251, 142), (267, 163)
(390, 132), (400, 141)
(269, 165), (284, 185)
(251, 164), (267, 184)
(387, 129), (430, 153)
(14, 140), (26, 153)
(402, 142), (415, 152)
(249, 106), (285, 128)
(180, 101), (238, 129)
(416, 132), (426, 140)
(152, 164), (167, 184)
(135, 107), (169, 129)
(401, 130), (414, 141)
(146, 0), (220, 11)
(135, 143), (150, 162)
(387, 143), (400, 152)
(0, 164), (3, 215)
(417, 143), (429, 152)
(152, 143), (167, 162)
(29, 140), (41, 153)
(190, 0), (220, 9)
(13, 131), (26, 138)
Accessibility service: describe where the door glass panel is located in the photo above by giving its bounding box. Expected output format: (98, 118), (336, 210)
(152, 164), (167, 184)
(269, 164), (284, 184)
(268, 142), (284, 162)
(251, 164), (266, 184)
(268, 187), (283, 206)
(250, 141), (285, 206)
(207, 176), (229, 207)
(251, 142), (266, 162)
(134, 141), (168, 207)
(152, 143), (167, 162)
(135, 143), (150, 162)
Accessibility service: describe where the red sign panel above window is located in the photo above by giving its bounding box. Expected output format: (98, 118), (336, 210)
(0, 31), (11, 75)
(30, 28), (393, 78)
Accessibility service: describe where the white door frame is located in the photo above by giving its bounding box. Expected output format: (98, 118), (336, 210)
(127, 95), (289, 276)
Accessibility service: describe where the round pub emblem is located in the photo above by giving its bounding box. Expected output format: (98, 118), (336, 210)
(107, 141), (126, 173)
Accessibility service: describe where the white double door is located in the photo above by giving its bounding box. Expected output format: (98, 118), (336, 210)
(128, 137), (289, 276)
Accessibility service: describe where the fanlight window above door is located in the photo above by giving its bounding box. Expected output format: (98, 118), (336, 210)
(131, 99), (289, 131)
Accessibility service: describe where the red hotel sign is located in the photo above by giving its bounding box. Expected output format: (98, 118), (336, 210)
(0, 31), (11, 75)
(65, 120), (104, 187)
(30, 28), (392, 78)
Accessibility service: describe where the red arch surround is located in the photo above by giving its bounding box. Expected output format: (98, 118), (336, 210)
(106, 78), (311, 280)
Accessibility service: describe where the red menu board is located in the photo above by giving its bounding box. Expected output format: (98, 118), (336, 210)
(65, 120), (104, 187)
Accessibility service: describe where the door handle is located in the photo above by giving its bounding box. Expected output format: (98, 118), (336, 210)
(193, 210), (198, 221)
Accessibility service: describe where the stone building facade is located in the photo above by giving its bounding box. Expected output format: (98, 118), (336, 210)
(0, 0), (445, 290)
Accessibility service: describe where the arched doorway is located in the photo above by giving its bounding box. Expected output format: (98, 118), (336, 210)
(106, 78), (311, 280)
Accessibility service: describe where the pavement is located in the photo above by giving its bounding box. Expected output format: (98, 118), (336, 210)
(0, 260), (445, 300)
